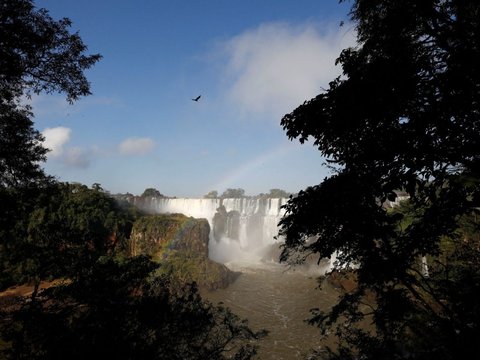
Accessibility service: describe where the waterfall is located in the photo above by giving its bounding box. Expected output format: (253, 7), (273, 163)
(149, 198), (287, 263)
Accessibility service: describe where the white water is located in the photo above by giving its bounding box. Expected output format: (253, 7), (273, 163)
(145, 197), (339, 358)
(146, 198), (287, 263)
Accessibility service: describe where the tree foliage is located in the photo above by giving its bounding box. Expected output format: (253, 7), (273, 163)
(279, 0), (480, 358)
(141, 188), (164, 198)
(204, 190), (218, 199)
(220, 188), (245, 199)
(0, 256), (265, 360)
(1, 0), (101, 290)
(260, 189), (291, 198)
(268, 189), (290, 198)
(0, 0), (101, 102)
(0, 101), (47, 187)
(0, 0), (100, 188)
(0, 182), (134, 292)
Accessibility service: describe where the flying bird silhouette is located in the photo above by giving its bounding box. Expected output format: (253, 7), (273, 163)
(192, 95), (201, 102)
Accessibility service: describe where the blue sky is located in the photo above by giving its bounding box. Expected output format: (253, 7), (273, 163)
(34, 0), (356, 197)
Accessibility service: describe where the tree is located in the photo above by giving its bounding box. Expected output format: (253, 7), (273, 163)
(0, 256), (265, 360)
(267, 189), (290, 198)
(0, 0), (101, 102)
(1, 182), (134, 295)
(0, 100), (47, 187)
(220, 188), (245, 199)
(0, 0), (101, 188)
(1, 0), (101, 273)
(204, 190), (218, 199)
(141, 188), (164, 198)
(279, 0), (480, 358)
(254, 189), (290, 199)
(91, 183), (103, 191)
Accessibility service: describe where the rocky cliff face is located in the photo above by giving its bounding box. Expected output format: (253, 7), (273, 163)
(212, 205), (240, 242)
(129, 214), (237, 289)
(130, 214), (209, 258)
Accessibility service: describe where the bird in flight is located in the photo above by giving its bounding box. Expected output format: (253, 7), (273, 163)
(192, 95), (201, 102)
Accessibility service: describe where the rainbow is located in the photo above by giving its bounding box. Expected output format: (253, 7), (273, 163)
(210, 142), (295, 192)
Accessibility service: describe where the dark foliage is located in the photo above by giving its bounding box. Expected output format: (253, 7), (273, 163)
(221, 188), (246, 199)
(0, 182), (134, 293)
(204, 190), (219, 199)
(0, 100), (48, 187)
(0, 0), (100, 189)
(0, 256), (265, 360)
(0, 0), (101, 102)
(141, 188), (165, 198)
(255, 189), (291, 199)
(279, 0), (480, 358)
(1, 0), (101, 290)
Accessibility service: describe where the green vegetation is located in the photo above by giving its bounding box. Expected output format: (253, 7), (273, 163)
(279, 0), (480, 358)
(141, 188), (164, 198)
(1, 0), (101, 291)
(156, 252), (238, 290)
(220, 188), (246, 198)
(0, 0), (100, 188)
(204, 190), (218, 199)
(130, 214), (235, 290)
(207, 188), (291, 199)
(0, 256), (264, 360)
(0, 182), (134, 293)
(256, 189), (291, 199)
(130, 214), (194, 259)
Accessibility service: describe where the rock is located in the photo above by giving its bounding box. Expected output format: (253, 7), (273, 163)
(212, 205), (227, 242)
(212, 206), (241, 242)
(159, 253), (240, 290)
(130, 214), (209, 258)
(129, 214), (236, 290)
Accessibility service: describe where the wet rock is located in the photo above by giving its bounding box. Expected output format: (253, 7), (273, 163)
(130, 214), (236, 290)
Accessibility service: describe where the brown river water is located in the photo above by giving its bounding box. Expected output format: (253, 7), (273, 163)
(203, 262), (340, 360)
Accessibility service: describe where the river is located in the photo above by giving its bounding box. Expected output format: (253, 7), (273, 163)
(148, 197), (341, 357)
(203, 261), (340, 360)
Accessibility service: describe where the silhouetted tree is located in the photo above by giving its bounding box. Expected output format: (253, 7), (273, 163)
(0, 101), (48, 187)
(0, 0), (101, 102)
(267, 189), (290, 198)
(141, 188), (164, 198)
(279, 0), (480, 358)
(0, 0), (100, 188)
(91, 183), (104, 191)
(1, 0), (101, 290)
(0, 256), (265, 360)
(204, 190), (218, 199)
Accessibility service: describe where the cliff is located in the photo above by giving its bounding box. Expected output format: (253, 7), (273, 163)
(129, 214), (237, 290)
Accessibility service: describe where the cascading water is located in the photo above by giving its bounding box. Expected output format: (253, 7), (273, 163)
(139, 197), (338, 359)
(148, 197), (287, 264)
